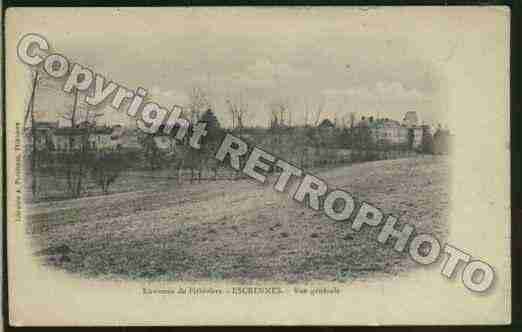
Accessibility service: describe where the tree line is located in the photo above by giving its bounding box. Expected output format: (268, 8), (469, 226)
(25, 74), (440, 201)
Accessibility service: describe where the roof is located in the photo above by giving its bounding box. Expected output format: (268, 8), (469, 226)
(434, 129), (452, 138)
(318, 119), (335, 128)
(53, 128), (86, 136)
(403, 111), (418, 119)
(53, 127), (113, 136)
(34, 121), (59, 129)
(367, 118), (401, 129)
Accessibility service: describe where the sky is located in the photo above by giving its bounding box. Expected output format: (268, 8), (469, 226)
(23, 7), (449, 129)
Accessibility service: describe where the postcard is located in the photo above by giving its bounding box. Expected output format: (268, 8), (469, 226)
(5, 6), (511, 326)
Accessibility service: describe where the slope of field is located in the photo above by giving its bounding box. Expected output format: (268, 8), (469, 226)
(27, 155), (450, 282)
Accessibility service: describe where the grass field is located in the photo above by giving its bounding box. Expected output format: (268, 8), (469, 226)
(27, 155), (450, 282)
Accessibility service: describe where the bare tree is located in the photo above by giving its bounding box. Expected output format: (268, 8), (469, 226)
(303, 99), (310, 127)
(226, 92), (249, 136)
(187, 86), (211, 124)
(137, 132), (163, 170)
(59, 90), (105, 198)
(61, 90), (80, 128)
(268, 97), (290, 128)
(185, 86), (213, 181)
(349, 112), (357, 129)
(172, 142), (189, 183)
(312, 97), (325, 127)
(227, 100), (237, 130)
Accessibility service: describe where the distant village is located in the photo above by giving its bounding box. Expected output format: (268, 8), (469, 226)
(25, 108), (453, 200)
(28, 110), (453, 156)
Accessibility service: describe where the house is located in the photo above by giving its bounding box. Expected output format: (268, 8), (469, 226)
(433, 128), (453, 154)
(403, 111), (419, 127)
(26, 121), (59, 151)
(51, 126), (113, 151)
(88, 126), (114, 150)
(354, 116), (408, 146)
(29, 121), (129, 152)
(318, 119), (335, 130)
(400, 111), (423, 149)
(51, 128), (86, 151)
(367, 118), (407, 146)
(352, 113), (425, 149)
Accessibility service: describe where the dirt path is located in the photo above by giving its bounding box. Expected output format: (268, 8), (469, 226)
(27, 155), (450, 282)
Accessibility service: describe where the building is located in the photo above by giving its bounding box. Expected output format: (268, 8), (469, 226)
(27, 121), (59, 151)
(26, 121), (119, 152)
(28, 121), (149, 154)
(318, 119), (335, 130)
(401, 111), (423, 149)
(51, 128), (85, 151)
(367, 117), (408, 146)
(403, 111), (419, 127)
(433, 128), (453, 154)
(88, 127), (114, 150)
(51, 126), (113, 151)
(354, 116), (409, 147)
(352, 113), (425, 149)
(411, 126), (423, 149)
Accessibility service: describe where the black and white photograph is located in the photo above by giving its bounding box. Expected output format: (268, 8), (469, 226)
(5, 6), (511, 326)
